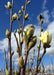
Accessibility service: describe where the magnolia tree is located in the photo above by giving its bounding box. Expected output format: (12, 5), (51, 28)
(5, 0), (52, 75)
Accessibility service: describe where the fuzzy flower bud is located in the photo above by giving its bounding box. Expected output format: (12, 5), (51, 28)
(17, 29), (20, 34)
(18, 10), (21, 14)
(12, 13), (18, 21)
(23, 35), (28, 43)
(6, 29), (10, 38)
(27, 28), (35, 39)
(19, 56), (24, 68)
(20, 28), (22, 33)
(29, 24), (35, 29)
(5, 1), (11, 9)
(20, 37), (23, 44)
(38, 66), (40, 73)
(16, 47), (19, 53)
(28, 36), (37, 50)
(25, 14), (29, 20)
(15, 69), (18, 75)
(6, 69), (9, 75)
(27, 1), (31, 5)
(21, 6), (24, 11)
(37, 44), (40, 48)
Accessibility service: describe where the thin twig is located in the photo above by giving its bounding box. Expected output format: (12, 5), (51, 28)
(22, 0), (27, 37)
(14, 33), (20, 53)
(8, 0), (14, 75)
(35, 48), (46, 75)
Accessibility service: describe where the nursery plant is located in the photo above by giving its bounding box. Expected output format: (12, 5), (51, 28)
(5, 0), (52, 75)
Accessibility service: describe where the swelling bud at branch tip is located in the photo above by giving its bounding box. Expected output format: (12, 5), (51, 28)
(6, 69), (10, 75)
(12, 13), (18, 21)
(16, 47), (19, 53)
(6, 29), (10, 38)
(29, 24), (35, 29)
(23, 35), (28, 43)
(15, 69), (18, 75)
(37, 44), (40, 48)
(18, 10), (21, 14)
(27, 1), (31, 5)
(26, 25), (35, 39)
(19, 56), (24, 68)
(5, 1), (11, 9)
(38, 66), (41, 73)
(17, 29), (20, 34)
(28, 36), (37, 50)
(21, 6), (25, 11)
(25, 13), (29, 20)
(20, 37), (23, 44)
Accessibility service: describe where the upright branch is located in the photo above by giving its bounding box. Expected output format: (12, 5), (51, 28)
(9, 0), (14, 75)
(35, 14), (52, 75)
(35, 14), (44, 75)
(5, 0), (14, 75)
(4, 49), (8, 70)
(35, 48), (46, 75)
(22, 0), (27, 37)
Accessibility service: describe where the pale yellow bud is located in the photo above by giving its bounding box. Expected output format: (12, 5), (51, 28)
(17, 29), (20, 34)
(27, 1), (31, 5)
(16, 47), (19, 53)
(38, 66), (40, 73)
(7, 2), (11, 6)
(37, 44), (40, 48)
(15, 69), (18, 75)
(6, 69), (9, 75)
(28, 36), (37, 50)
(29, 72), (32, 75)
(20, 28), (22, 33)
(29, 24), (35, 29)
(23, 35), (28, 43)
(25, 14), (29, 20)
(28, 41), (33, 50)
(6, 29), (10, 38)
(12, 13), (18, 21)
(27, 28), (34, 39)
(19, 56), (24, 68)
(20, 37), (23, 44)
(18, 10), (21, 14)
(21, 6), (24, 11)
(5, 1), (11, 9)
